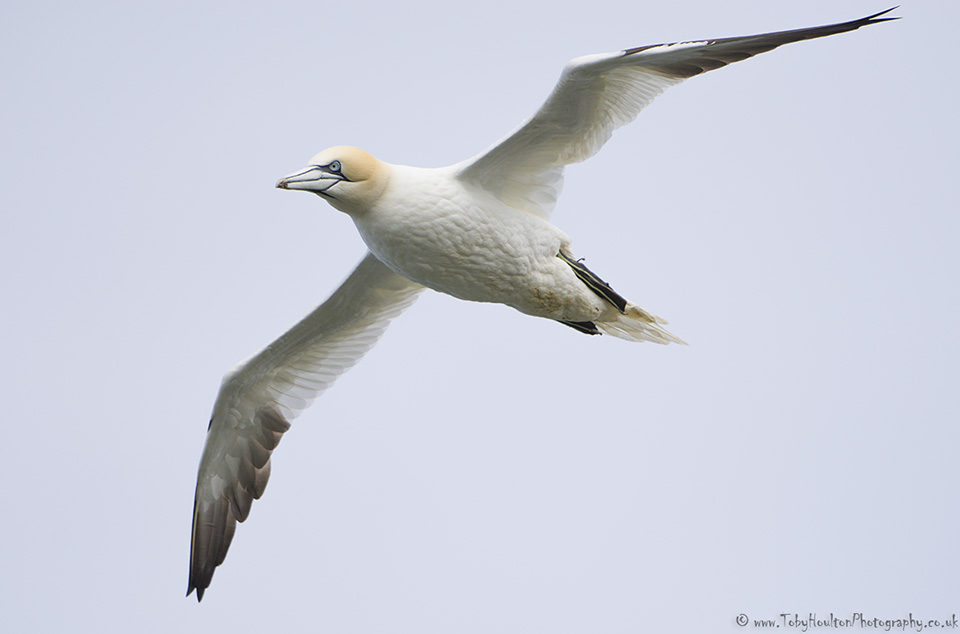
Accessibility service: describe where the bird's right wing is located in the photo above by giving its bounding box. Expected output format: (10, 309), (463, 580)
(187, 251), (424, 600)
(457, 8), (898, 219)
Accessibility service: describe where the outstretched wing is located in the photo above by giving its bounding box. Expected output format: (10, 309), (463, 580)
(457, 8), (898, 218)
(187, 252), (424, 600)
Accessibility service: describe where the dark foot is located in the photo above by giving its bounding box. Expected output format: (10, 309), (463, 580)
(557, 250), (628, 313)
(557, 319), (601, 335)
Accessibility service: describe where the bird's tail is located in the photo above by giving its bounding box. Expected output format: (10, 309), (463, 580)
(596, 304), (687, 345)
(556, 250), (685, 345)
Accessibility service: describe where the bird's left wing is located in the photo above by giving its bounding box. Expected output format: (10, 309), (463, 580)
(188, 252), (424, 600)
(457, 8), (897, 219)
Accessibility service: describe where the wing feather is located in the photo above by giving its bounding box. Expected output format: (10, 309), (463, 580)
(458, 8), (898, 218)
(187, 252), (423, 600)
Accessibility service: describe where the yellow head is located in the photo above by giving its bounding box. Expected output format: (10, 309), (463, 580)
(276, 146), (388, 214)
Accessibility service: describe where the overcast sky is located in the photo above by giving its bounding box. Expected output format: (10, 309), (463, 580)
(3, 1), (957, 632)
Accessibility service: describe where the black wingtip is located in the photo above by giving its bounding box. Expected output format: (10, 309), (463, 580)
(862, 7), (901, 24)
(186, 584), (205, 602)
(872, 6), (900, 17)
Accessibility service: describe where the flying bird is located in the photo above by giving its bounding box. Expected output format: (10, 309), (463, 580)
(188, 8), (898, 600)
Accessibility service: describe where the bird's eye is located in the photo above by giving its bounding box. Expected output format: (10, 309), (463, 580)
(328, 161), (341, 172)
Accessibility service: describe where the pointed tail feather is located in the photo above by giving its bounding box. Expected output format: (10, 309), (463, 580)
(597, 304), (687, 344)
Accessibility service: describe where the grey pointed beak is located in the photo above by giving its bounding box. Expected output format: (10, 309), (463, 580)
(276, 166), (342, 192)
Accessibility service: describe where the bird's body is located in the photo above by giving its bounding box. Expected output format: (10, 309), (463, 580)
(188, 9), (898, 600)
(365, 174), (589, 320)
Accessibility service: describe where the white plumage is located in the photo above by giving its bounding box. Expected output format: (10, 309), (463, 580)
(188, 9), (897, 600)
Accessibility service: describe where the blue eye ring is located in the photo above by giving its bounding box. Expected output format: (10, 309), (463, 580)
(328, 161), (342, 172)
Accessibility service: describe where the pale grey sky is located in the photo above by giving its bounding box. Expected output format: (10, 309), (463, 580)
(2, 1), (957, 632)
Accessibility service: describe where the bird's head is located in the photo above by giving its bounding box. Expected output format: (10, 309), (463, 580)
(276, 146), (387, 213)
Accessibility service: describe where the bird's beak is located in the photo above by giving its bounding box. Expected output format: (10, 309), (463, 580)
(276, 166), (342, 192)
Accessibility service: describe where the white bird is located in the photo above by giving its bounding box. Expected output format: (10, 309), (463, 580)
(188, 8), (897, 600)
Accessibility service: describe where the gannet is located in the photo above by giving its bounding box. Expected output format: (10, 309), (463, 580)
(188, 8), (897, 600)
